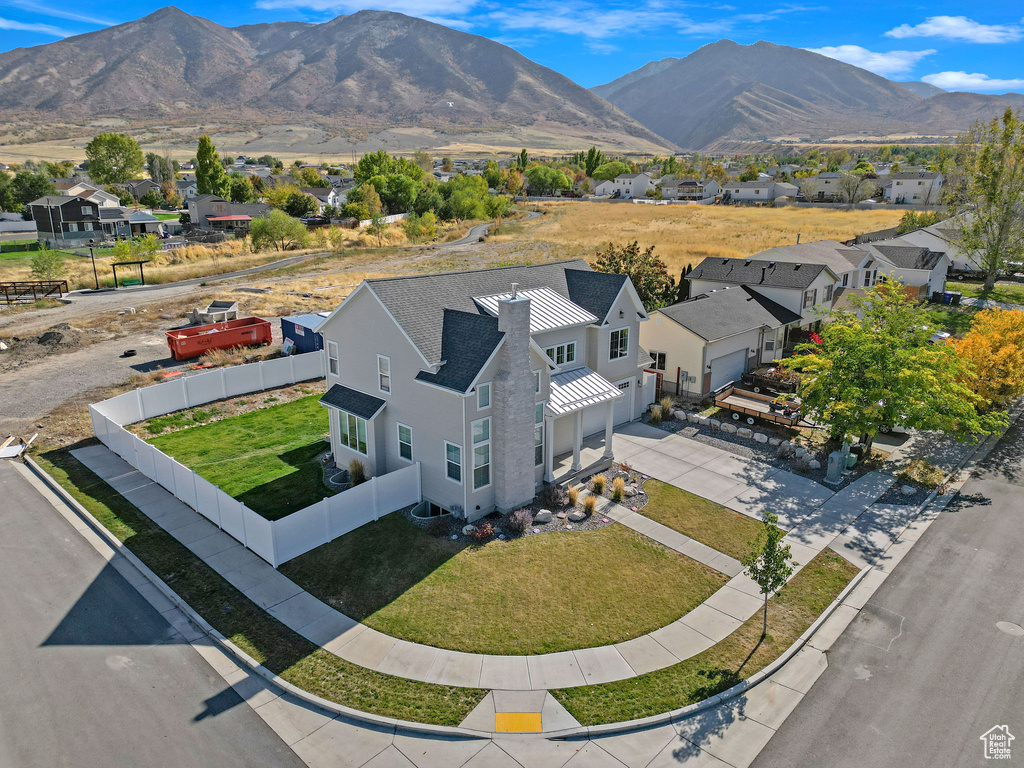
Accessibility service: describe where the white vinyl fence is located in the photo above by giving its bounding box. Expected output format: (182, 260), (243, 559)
(89, 352), (422, 567)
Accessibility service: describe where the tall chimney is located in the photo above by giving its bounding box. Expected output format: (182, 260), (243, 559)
(492, 291), (536, 514)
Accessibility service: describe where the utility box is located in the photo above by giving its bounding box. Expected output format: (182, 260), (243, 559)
(281, 312), (329, 355)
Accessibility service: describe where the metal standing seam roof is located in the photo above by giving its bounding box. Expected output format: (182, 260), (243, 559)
(546, 367), (623, 417)
(473, 287), (598, 332)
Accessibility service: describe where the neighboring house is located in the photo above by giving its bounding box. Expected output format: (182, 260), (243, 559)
(862, 241), (949, 298)
(641, 286), (802, 396)
(592, 179), (616, 196)
(722, 181), (798, 203)
(300, 187), (342, 212)
(127, 211), (163, 237)
(28, 195), (129, 246)
(805, 172), (842, 201)
(608, 172), (654, 199)
(187, 195), (270, 234)
(659, 178), (720, 202)
(765, 164), (801, 178)
(896, 217), (982, 273)
(883, 172), (942, 204)
(128, 179), (161, 200)
(687, 257), (839, 334)
(175, 179), (199, 200)
(314, 260), (653, 521)
(63, 183), (121, 209)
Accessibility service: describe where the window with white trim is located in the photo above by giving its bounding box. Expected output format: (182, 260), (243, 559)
(863, 271), (872, 288)
(327, 341), (339, 376)
(609, 328), (629, 360)
(823, 284), (833, 303)
(842, 273), (849, 287)
(803, 289), (817, 309)
(650, 351), (666, 371)
(445, 442), (462, 483)
(377, 355), (391, 393)
(81, 205), (92, 215)
(534, 402), (544, 466)
(398, 423), (413, 462)
(472, 417), (491, 490)
(338, 411), (367, 454)
(534, 370), (541, 393)
(544, 342), (576, 366)
(477, 382), (491, 409)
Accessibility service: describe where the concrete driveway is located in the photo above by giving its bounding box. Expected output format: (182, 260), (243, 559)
(614, 422), (835, 529)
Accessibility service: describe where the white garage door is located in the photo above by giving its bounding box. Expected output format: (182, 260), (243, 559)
(613, 379), (633, 425)
(709, 349), (747, 392)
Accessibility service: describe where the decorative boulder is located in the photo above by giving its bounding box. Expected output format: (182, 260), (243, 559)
(687, 413), (700, 424)
(777, 443), (796, 459)
(721, 423), (737, 434)
(568, 510), (588, 522)
(768, 437), (783, 446)
(556, 511), (568, 519)
(533, 510), (553, 524)
(708, 418), (721, 430)
(737, 427), (753, 438)
(674, 411), (689, 422)
(795, 447), (807, 459)
(625, 485), (638, 497)
(697, 416), (710, 427)
(808, 459), (821, 470)
(754, 432), (769, 443)
(462, 525), (478, 536)
(901, 484), (917, 496)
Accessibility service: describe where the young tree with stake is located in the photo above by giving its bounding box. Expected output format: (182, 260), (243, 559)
(742, 512), (793, 637)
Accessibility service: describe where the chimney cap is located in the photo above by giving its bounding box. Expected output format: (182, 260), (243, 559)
(511, 282), (519, 299)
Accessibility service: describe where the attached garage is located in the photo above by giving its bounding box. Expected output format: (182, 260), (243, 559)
(709, 348), (748, 392)
(613, 379), (633, 425)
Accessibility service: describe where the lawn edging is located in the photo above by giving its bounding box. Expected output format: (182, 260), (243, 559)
(546, 563), (870, 740)
(21, 454), (494, 742)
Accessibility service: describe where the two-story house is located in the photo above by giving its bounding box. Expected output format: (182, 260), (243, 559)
(28, 195), (130, 246)
(598, 172), (654, 199)
(187, 195), (270, 234)
(315, 260), (652, 521)
(722, 181), (798, 203)
(300, 187), (342, 212)
(659, 178), (721, 202)
(883, 171), (943, 204)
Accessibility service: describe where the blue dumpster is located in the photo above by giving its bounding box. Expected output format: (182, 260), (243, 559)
(281, 312), (328, 354)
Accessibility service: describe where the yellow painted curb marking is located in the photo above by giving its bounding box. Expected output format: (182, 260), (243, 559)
(494, 712), (542, 732)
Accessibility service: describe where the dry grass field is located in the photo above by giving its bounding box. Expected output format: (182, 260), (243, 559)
(491, 202), (907, 274)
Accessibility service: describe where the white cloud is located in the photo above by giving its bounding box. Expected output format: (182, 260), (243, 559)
(806, 45), (935, 76)
(254, 0), (481, 15)
(921, 71), (1024, 92)
(885, 16), (1024, 44)
(0, 16), (70, 37)
(2, 0), (113, 26)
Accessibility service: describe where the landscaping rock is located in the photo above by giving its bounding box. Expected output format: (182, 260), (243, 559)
(687, 413), (700, 424)
(556, 511), (568, 520)
(674, 411), (689, 422)
(708, 419), (721, 430)
(901, 484), (917, 496)
(795, 447), (807, 459)
(721, 423), (737, 434)
(533, 510), (553, 524)
(462, 525), (477, 536)
(737, 427), (753, 438)
(625, 485), (638, 497)
(777, 443), (796, 459)
(568, 510), (587, 522)
(754, 432), (769, 443)
(808, 459), (821, 470)
(697, 416), (710, 427)
(769, 437), (783, 446)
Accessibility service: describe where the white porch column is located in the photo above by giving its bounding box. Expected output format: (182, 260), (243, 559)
(571, 410), (582, 472)
(603, 401), (615, 459)
(543, 414), (555, 483)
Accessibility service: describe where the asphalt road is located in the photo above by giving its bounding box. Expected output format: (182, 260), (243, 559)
(0, 460), (304, 768)
(754, 419), (1024, 767)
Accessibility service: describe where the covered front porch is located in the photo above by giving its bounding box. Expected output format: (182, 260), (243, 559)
(542, 367), (623, 485)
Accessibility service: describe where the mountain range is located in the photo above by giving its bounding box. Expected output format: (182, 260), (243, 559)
(0, 9), (1020, 156)
(591, 40), (1023, 151)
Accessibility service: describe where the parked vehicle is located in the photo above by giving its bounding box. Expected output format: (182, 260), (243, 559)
(740, 365), (800, 395)
(715, 387), (802, 426)
(165, 316), (272, 361)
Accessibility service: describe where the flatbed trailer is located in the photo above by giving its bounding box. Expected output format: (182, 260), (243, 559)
(715, 386), (802, 426)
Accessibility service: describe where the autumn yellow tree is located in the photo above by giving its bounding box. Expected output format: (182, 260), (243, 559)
(955, 309), (1024, 407)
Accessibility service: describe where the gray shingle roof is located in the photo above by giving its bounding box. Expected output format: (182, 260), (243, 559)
(872, 245), (944, 270)
(320, 384), (386, 420)
(415, 310), (505, 393)
(29, 195), (81, 206)
(757, 240), (866, 275)
(689, 257), (828, 290)
(658, 286), (801, 341)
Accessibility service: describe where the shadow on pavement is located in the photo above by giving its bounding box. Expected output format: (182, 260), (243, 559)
(193, 687), (246, 721)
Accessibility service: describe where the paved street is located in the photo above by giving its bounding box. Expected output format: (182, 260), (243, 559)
(0, 460), (304, 768)
(753, 420), (1024, 768)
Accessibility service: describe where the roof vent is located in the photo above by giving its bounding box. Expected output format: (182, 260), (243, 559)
(767, 262), (775, 269)
(511, 282), (519, 299)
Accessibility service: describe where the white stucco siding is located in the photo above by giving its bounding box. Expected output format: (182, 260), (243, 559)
(318, 287), (465, 514)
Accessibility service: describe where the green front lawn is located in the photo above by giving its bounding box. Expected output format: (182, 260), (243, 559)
(923, 304), (979, 336)
(551, 548), (860, 725)
(956, 282), (1024, 306)
(153, 213), (180, 220)
(147, 395), (331, 520)
(641, 479), (775, 561)
(38, 446), (484, 725)
(281, 514), (728, 655)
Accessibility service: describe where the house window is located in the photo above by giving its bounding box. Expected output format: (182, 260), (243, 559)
(610, 328), (629, 360)
(544, 342), (576, 366)
(764, 340), (775, 351)
(534, 370), (541, 393)
(842, 273), (849, 287)
(445, 442), (462, 484)
(534, 402), (544, 466)
(650, 351), (667, 371)
(472, 418), (490, 490)
(823, 284), (833, 303)
(377, 355), (391, 393)
(477, 382), (491, 409)
(81, 206), (92, 215)
(802, 289), (817, 309)
(864, 272), (872, 288)
(398, 424), (413, 462)
(339, 411), (367, 455)
(67, 223), (78, 232)
(327, 341), (339, 376)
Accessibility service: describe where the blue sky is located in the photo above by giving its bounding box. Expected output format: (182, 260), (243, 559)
(1, 0), (1022, 90)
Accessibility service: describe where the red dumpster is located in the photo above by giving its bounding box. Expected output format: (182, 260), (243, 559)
(165, 316), (273, 361)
